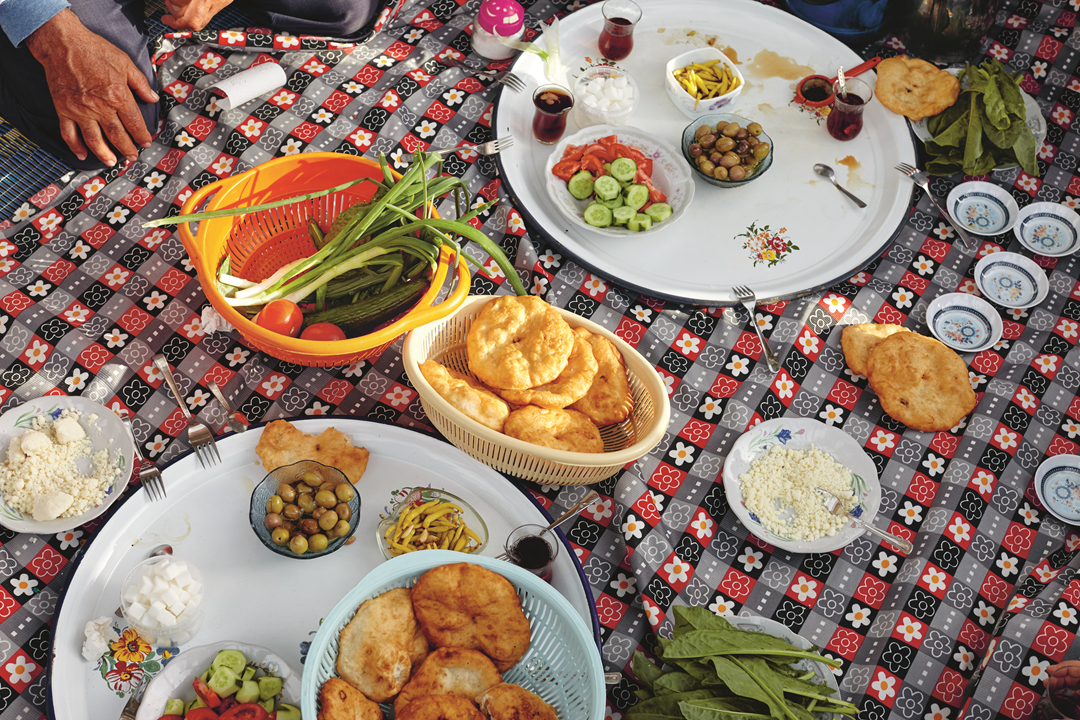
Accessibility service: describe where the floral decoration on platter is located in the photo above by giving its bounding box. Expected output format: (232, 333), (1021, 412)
(739, 221), (799, 267)
(97, 626), (178, 697)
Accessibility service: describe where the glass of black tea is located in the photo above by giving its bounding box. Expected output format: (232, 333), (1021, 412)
(599, 0), (641, 62)
(505, 524), (560, 582)
(826, 77), (873, 142)
(532, 85), (574, 144)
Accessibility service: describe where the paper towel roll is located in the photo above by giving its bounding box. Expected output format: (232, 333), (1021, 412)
(208, 62), (288, 111)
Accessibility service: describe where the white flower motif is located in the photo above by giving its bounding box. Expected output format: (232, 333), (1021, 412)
(873, 551), (899, 576)
(972, 471), (994, 496)
(10, 574), (36, 597)
(10, 202), (33, 222)
(664, 556), (691, 584)
(846, 602), (871, 628)
(819, 404), (843, 425)
(66, 368), (89, 392)
(923, 565), (948, 592)
(104, 328), (128, 348)
(1054, 602), (1078, 626)
(583, 276), (607, 295)
(1021, 656), (1050, 686)
(1020, 502), (1039, 526)
(997, 553), (1019, 577)
(675, 333), (700, 354)
(175, 131), (196, 148)
(281, 138), (304, 156)
(631, 305), (651, 322)
(539, 250), (561, 269)
(775, 375), (795, 399)
(415, 120), (438, 138)
(900, 501), (923, 525)
(949, 518), (970, 543)
(689, 512), (713, 539)
(4, 655), (33, 684)
(922, 453), (945, 476)
(187, 389), (209, 409)
(26, 281), (51, 297)
(871, 671), (895, 700)
(644, 599), (660, 626)
(144, 171), (167, 190)
(56, 530), (82, 550)
(954, 645), (974, 671)
(622, 513), (643, 540)
(225, 348), (250, 367)
(610, 573), (636, 597)
(897, 616), (923, 642)
(708, 594), (735, 616)
(726, 354), (750, 377)
(993, 427), (1017, 450)
(699, 396), (723, 420)
(914, 255), (935, 275)
(668, 442), (695, 466)
(754, 312), (773, 331)
(870, 430), (895, 452)
(24, 340), (49, 366)
(797, 332), (819, 354)
(1036, 565), (1059, 583)
(974, 600), (995, 626)
(305, 401), (331, 416)
(262, 375), (287, 395)
(146, 434), (168, 458)
(892, 288), (915, 309)
(823, 294), (847, 312)
(443, 89), (465, 106)
(925, 703), (951, 720)
(738, 548), (763, 572)
(792, 576), (817, 602)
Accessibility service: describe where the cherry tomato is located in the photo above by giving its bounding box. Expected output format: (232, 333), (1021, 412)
(185, 708), (221, 720)
(218, 703), (270, 720)
(256, 299), (303, 337)
(192, 678), (221, 709)
(300, 322), (347, 341)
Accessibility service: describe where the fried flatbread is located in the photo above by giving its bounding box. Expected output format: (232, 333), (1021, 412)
(411, 563), (531, 673)
(841, 323), (910, 377)
(504, 405), (604, 454)
(876, 55), (960, 121)
(570, 329), (633, 425)
(866, 332), (977, 432)
(394, 648), (502, 715)
(336, 587), (427, 703)
(478, 683), (558, 720)
(466, 296), (575, 390)
(317, 677), (383, 720)
(256, 420), (369, 484)
(499, 328), (598, 409)
(420, 360), (511, 432)
(397, 695), (484, 720)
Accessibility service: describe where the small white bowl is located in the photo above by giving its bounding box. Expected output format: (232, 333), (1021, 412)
(946, 181), (1019, 235)
(926, 293), (1003, 353)
(1014, 202), (1080, 256)
(1034, 455), (1080, 526)
(121, 557), (205, 648)
(574, 65), (638, 128)
(974, 252), (1049, 309)
(665, 47), (744, 119)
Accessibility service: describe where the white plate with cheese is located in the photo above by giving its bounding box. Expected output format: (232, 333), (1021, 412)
(722, 418), (881, 553)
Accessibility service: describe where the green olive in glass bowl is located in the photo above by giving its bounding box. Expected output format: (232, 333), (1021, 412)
(682, 114), (773, 188)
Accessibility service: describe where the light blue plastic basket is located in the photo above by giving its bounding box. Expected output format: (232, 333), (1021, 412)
(300, 550), (606, 719)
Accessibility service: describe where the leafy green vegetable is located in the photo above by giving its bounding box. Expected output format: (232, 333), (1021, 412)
(923, 58), (1038, 177)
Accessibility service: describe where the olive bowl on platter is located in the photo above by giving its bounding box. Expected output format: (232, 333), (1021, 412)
(681, 113), (774, 188)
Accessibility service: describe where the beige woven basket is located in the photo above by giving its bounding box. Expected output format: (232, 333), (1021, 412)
(402, 295), (670, 485)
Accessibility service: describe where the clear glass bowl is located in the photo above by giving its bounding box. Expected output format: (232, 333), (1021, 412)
(681, 113), (774, 188)
(376, 487), (488, 561)
(573, 65), (639, 128)
(249, 460), (360, 559)
(120, 556), (205, 648)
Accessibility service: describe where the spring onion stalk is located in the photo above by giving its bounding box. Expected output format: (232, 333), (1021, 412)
(232, 258), (308, 299)
(218, 273), (255, 289)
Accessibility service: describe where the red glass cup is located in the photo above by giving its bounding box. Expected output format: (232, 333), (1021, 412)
(598, 0), (641, 62)
(826, 77), (873, 142)
(532, 84), (574, 144)
(505, 524), (560, 582)
(1037, 663), (1080, 720)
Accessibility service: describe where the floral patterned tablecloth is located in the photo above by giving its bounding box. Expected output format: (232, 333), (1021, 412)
(2, 0), (1080, 719)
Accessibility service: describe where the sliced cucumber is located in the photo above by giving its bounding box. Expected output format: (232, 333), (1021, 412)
(208, 667), (240, 697)
(645, 203), (673, 223)
(276, 705), (302, 720)
(602, 162), (611, 175)
(164, 699), (185, 716)
(612, 205), (635, 225)
(258, 675), (283, 701)
(619, 179), (634, 191)
(567, 171), (595, 200)
(242, 666), (257, 682)
(584, 203), (613, 228)
(236, 679), (260, 704)
(212, 650), (247, 678)
(599, 194), (624, 209)
(187, 698), (207, 714)
(625, 184), (649, 212)
(628, 213), (653, 232)
(258, 698), (275, 714)
(594, 175), (620, 201)
(610, 157), (637, 182)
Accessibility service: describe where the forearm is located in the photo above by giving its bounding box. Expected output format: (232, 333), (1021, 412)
(0, 0), (69, 47)
(25, 8), (85, 64)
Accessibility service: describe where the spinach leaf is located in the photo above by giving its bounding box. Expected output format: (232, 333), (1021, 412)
(629, 690), (723, 719)
(633, 651), (666, 691)
(679, 697), (775, 720)
(704, 656), (788, 719)
(655, 672), (704, 696)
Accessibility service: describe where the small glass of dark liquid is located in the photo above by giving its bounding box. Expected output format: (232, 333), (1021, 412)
(826, 77), (873, 142)
(598, 0), (641, 62)
(505, 524), (560, 582)
(1036, 663), (1080, 720)
(532, 85), (574, 145)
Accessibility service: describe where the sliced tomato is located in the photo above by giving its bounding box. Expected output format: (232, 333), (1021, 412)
(648, 187), (667, 204)
(560, 143), (586, 161)
(300, 322), (347, 341)
(155, 716), (183, 720)
(551, 159), (581, 182)
(218, 703), (270, 720)
(597, 134), (618, 148)
(640, 157), (653, 176)
(218, 697), (238, 714)
(580, 155), (605, 175)
(193, 678), (222, 709)
(185, 709), (220, 720)
(582, 144), (615, 163)
(640, 201), (652, 212)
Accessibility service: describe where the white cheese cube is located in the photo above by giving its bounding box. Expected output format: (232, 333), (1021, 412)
(177, 608), (193, 623)
(179, 590), (192, 604)
(174, 570), (193, 588)
(603, 84), (621, 101)
(147, 602), (170, 625)
(614, 75), (628, 89)
(160, 587), (180, 608)
(162, 562), (182, 581)
(151, 576), (169, 594)
(52, 417), (86, 444)
(126, 602), (148, 622)
(186, 580), (202, 596)
(170, 561), (188, 574)
(140, 615), (160, 628)
(167, 599), (186, 616)
(584, 94), (598, 107)
(158, 612), (177, 627)
(186, 593), (202, 610)
(123, 585), (141, 604)
(597, 98), (611, 111)
(137, 575), (153, 595)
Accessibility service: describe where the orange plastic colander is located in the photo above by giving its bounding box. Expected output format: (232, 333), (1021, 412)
(178, 152), (470, 367)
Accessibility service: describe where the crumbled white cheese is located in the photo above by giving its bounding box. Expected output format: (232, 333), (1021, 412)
(740, 444), (856, 541)
(81, 616), (118, 661)
(0, 409), (119, 521)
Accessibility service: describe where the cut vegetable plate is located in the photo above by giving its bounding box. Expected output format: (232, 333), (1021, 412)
(544, 125), (695, 238)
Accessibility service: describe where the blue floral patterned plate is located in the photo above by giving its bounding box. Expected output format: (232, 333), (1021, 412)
(722, 418), (880, 553)
(1014, 202), (1080, 257)
(974, 252), (1049, 310)
(946, 181), (1019, 236)
(926, 293), (1003, 353)
(1034, 455), (1080, 526)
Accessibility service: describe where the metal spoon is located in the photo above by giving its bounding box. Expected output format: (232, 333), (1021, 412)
(817, 488), (912, 554)
(495, 490), (600, 561)
(208, 381), (249, 434)
(114, 544), (174, 618)
(813, 163), (866, 208)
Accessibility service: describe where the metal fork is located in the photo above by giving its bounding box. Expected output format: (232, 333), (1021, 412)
(208, 381), (249, 435)
(895, 163), (976, 251)
(153, 355), (221, 468)
(497, 71), (527, 94)
(122, 416), (166, 502)
(118, 674), (148, 720)
(732, 285), (781, 373)
(476, 136), (514, 156)
(818, 488), (913, 553)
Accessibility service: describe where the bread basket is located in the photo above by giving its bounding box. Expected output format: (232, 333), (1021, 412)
(402, 295), (670, 485)
(177, 153), (469, 367)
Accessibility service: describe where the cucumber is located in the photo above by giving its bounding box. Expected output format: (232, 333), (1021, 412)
(612, 205), (635, 225)
(599, 194), (624, 209)
(242, 666), (257, 682)
(258, 698), (275, 714)
(594, 175), (620, 201)
(208, 667), (240, 697)
(276, 705), (302, 720)
(199, 670), (210, 684)
(602, 162), (611, 175)
(625, 184), (649, 212)
(567, 171), (595, 200)
(302, 279), (429, 335)
(164, 699), (185, 716)
(236, 679), (260, 704)
(645, 203), (673, 223)
(212, 650), (247, 678)
(584, 203), (613, 228)
(619, 179), (634, 191)
(258, 676), (283, 701)
(187, 698), (207, 714)
(610, 157), (637, 182)
(628, 213), (653, 232)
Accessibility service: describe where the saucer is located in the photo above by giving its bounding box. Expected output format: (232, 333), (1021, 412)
(926, 293), (1003, 353)
(1014, 202), (1080, 256)
(946, 181), (1019, 236)
(973, 252), (1049, 309)
(1035, 455), (1080, 525)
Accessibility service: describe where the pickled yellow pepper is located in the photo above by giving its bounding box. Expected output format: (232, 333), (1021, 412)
(384, 497), (482, 555)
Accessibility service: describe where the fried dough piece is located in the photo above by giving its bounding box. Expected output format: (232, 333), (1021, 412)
(504, 406), (604, 454)
(876, 55), (960, 121)
(841, 323), (910, 377)
(499, 329), (598, 409)
(467, 296), (575, 390)
(866, 332), (977, 432)
(412, 563), (531, 673)
(397, 695), (484, 720)
(420, 360), (511, 432)
(478, 684), (558, 720)
(570, 329), (633, 425)
(256, 420), (369, 484)
(318, 677), (383, 720)
(336, 587), (426, 702)
(394, 648), (503, 714)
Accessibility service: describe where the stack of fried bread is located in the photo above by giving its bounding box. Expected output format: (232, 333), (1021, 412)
(842, 324), (977, 432)
(317, 563), (558, 720)
(419, 296), (633, 454)
(875, 55), (961, 122)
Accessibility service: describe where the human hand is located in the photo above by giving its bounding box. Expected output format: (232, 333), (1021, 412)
(27, 10), (158, 167)
(1048, 662), (1080, 696)
(161, 0), (234, 31)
